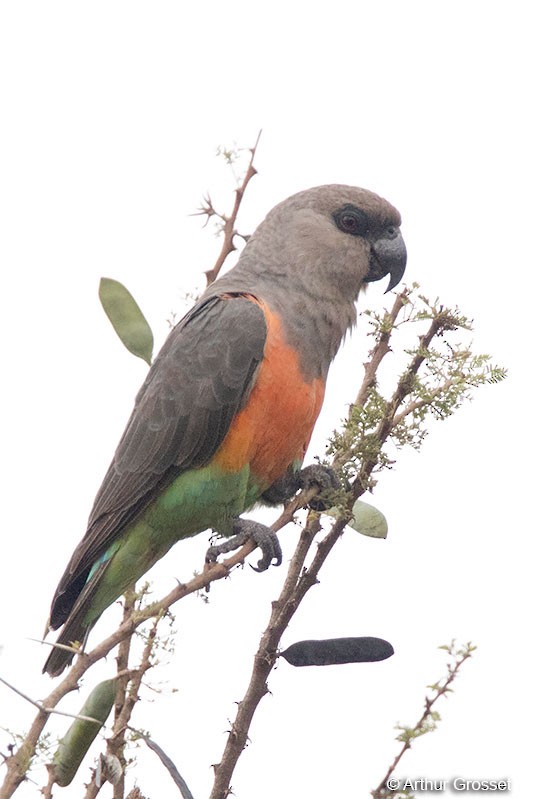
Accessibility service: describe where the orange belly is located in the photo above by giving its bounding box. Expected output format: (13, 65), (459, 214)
(212, 299), (325, 488)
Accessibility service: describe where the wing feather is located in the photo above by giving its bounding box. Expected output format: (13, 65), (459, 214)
(50, 294), (266, 626)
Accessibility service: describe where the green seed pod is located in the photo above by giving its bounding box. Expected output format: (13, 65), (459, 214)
(51, 678), (118, 787)
(99, 277), (154, 365)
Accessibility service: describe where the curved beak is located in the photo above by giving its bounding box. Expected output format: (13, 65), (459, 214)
(365, 228), (407, 292)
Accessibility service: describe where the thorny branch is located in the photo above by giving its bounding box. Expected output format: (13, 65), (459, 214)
(332, 289), (409, 471)
(0, 488), (318, 799)
(107, 591), (138, 799)
(0, 131), (264, 799)
(352, 291), (409, 410)
(371, 642), (476, 798)
(199, 131), (262, 286)
(0, 141), (504, 796)
(0, 287), (501, 799)
(208, 293), (480, 799)
(81, 595), (165, 799)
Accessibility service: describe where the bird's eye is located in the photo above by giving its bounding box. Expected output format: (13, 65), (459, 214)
(333, 205), (369, 237)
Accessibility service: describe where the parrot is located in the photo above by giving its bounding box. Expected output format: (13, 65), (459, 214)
(43, 184), (407, 677)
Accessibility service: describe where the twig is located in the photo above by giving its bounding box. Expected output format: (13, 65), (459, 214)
(110, 591), (137, 799)
(108, 616), (161, 781)
(41, 770), (55, 799)
(80, 591), (140, 799)
(391, 377), (455, 426)
(354, 291), (410, 408)
(0, 676), (101, 725)
(203, 131), (262, 285)
(134, 731), (195, 799)
(371, 643), (475, 797)
(0, 485), (317, 799)
(209, 513), (323, 799)
(0, 675), (51, 713)
(28, 639), (80, 655)
(332, 289), (409, 472)
(208, 304), (465, 799)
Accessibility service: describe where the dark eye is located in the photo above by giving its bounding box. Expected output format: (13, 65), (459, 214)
(332, 204), (369, 237)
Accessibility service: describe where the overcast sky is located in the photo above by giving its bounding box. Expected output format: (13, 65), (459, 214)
(1, 2), (531, 798)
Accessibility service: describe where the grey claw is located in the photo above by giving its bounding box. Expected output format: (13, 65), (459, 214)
(205, 518), (282, 571)
(205, 535), (243, 564)
(234, 518), (282, 571)
(298, 464), (341, 511)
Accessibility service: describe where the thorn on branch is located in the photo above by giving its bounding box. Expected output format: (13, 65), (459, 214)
(202, 131), (261, 286)
(371, 641), (475, 797)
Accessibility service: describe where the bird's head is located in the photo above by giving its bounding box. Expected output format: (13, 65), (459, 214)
(204, 184), (407, 377)
(260, 184), (407, 297)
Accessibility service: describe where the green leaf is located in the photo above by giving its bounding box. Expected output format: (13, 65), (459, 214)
(99, 277), (154, 365)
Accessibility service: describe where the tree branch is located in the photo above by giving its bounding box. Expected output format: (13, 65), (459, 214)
(355, 290), (410, 408)
(371, 643), (475, 797)
(110, 591), (137, 799)
(209, 513), (323, 799)
(0, 487), (317, 799)
(391, 377), (455, 427)
(203, 131), (262, 286)
(207, 300), (478, 799)
(135, 731), (195, 799)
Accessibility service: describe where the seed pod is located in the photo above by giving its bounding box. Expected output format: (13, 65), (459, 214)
(51, 678), (118, 787)
(281, 637), (394, 667)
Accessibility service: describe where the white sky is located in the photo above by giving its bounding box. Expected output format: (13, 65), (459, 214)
(1, 2), (531, 797)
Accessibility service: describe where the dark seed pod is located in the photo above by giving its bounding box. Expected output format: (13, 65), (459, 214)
(281, 637), (394, 667)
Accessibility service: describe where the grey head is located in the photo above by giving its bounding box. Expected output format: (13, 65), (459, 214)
(204, 184), (407, 378)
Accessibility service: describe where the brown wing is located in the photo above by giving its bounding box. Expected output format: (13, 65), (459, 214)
(50, 294), (267, 626)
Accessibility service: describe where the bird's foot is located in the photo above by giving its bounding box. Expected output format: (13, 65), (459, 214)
(205, 518), (282, 572)
(298, 464), (341, 511)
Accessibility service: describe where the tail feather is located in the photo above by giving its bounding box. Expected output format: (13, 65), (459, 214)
(43, 561), (109, 677)
(42, 616), (91, 677)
